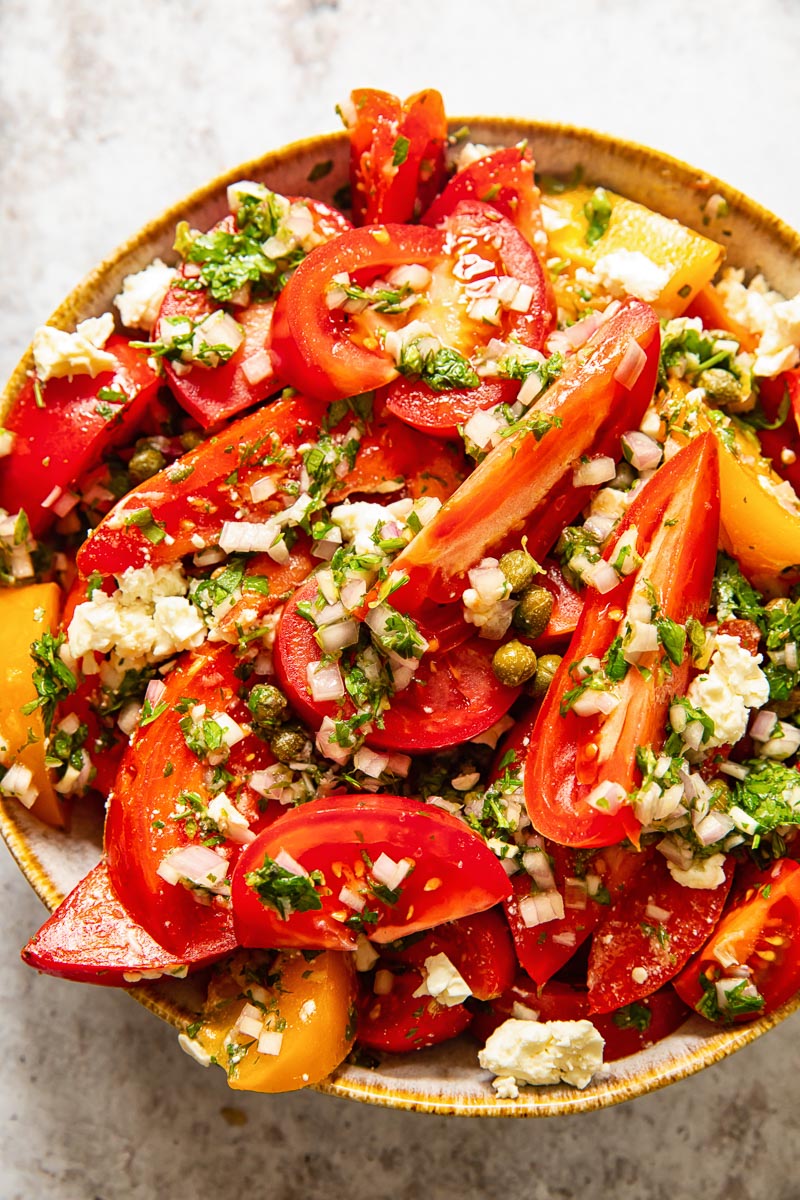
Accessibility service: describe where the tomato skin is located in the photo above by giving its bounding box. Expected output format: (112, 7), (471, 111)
(231, 794), (513, 952)
(270, 223), (447, 403)
(357, 964), (473, 1052)
(381, 202), (554, 437)
(348, 88), (447, 225)
(384, 298), (661, 610)
(674, 858), (800, 1021)
(469, 978), (691, 1063)
(105, 642), (282, 961)
(525, 432), (721, 849)
(530, 558), (584, 650)
(587, 854), (734, 1014)
(0, 337), (159, 536)
(75, 392), (327, 576)
(21, 861), (188, 985)
(422, 146), (548, 257)
(274, 577), (520, 752)
(159, 200), (352, 427)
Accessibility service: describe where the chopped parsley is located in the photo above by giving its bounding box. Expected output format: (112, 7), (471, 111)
(245, 855), (326, 920)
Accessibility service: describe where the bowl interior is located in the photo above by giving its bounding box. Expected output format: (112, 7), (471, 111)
(3, 118), (800, 1117)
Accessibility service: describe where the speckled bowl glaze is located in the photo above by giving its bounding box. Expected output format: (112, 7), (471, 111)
(3, 119), (800, 1117)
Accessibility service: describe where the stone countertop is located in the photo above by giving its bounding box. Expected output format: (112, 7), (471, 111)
(2, 2), (800, 1197)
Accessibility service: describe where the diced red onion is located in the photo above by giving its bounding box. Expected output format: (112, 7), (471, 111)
(317, 620), (359, 654)
(622, 429), (662, 471)
(585, 779), (627, 813)
(573, 689), (620, 717)
(340, 577), (367, 611)
(645, 903), (672, 922)
(241, 349), (274, 386)
(584, 560), (620, 595)
(315, 716), (353, 765)
(656, 836), (693, 869)
(274, 848), (307, 876)
(575, 655), (601, 681)
(518, 890), (565, 928)
(158, 845), (230, 894)
(682, 720), (707, 752)
(694, 811), (736, 846)
(719, 761), (750, 781)
(522, 843), (556, 891)
(307, 661), (345, 703)
(573, 456), (617, 489)
(786, 642), (799, 672)
(236, 1003), (265, 1039)
(750, 709), (779, 742)
(312, 600), (346, 628)
(552, 930), (577, 948)
(40, 485), (62, 510)
(372, 852), (411, 891)
(564, 877), (588, 910)
(249, 475), (278, 504)
(144, 679), (167, 709)
(613, 339), (648, 389)
(257, 1030), (284, 1056)
(353, 746), (390, 780)
(338, 885), (365, 912)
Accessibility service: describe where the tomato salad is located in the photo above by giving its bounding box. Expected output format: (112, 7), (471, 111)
(6, 87), (800, 1099)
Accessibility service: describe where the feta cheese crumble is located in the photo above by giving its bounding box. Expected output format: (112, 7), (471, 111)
(32, 313), (116, 382)
(114, 258), (177, 331)
(412, 953), (472, 1007)
(686, 634), (769, 748)
(716, 267), (800, 377)
(592, 250), (670, 305)
(667, 851), (727, 890)
(478, 1018), (604, 1094)
(67, 563), (206, 665)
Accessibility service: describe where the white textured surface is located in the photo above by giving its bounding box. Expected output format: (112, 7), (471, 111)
(3, 1), (800, 1196)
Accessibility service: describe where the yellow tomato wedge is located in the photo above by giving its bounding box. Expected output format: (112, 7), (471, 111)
(545, 185), (724, 316)
(0, 582), (65, 828)
(659, 384), (800, 589)
(190, 948), (357, 1093)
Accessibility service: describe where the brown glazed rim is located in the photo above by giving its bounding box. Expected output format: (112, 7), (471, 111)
(3, 116), (800, 1117)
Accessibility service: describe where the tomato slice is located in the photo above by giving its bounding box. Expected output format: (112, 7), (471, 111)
(0, 337), (159, 536)
(674, 858), (800, 1021)
(231, 794), (512, 952)
(21, 861), (189, 985)
(158, 200), (352, 427)
(357, 963), (473, 1053)
(347, 87), (447, 225)
(525, 432), (721, 848)
(587, 853), (734, 1013)
(274, 577), (520, 752)
(271, 223), (447, 402)
(380, 201), (554, 436)
(469, 977), (691, 1063)
(104, 642), (283, 960)
(382, 298), (661, 609)
(531, 558), (584, 650)
(422, 145), (549, 260)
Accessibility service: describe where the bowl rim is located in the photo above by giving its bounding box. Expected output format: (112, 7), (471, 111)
(3, 114), (800, 1118)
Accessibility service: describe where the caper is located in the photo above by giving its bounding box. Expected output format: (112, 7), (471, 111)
(697, 368), (750, 410)
(248, 683), (288, 732)
(128, 444), (166, 483)
(513, 585), (554, 638)
(499, 549), (538, 594)
(180, 430), (204, 451)
(270, 727), (309, 763)
(492, 640), (538, 687)
(527, 653), (563, 700)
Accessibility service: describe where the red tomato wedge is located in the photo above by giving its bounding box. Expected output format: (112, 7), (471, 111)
(105, 642), (283, 960)
(158, 200), (352, 427)
(231, 794), (512, 952)
(422, 145), (549, 260)
(76, 392), (326, 576)
(347, 87), (447, 225)
(757, 369), (800, 495)
(531, 558), (584, 650)
(21, 861), (189, 985)
(587, 853), (734, 1013)
(0, 337), (159, 536)
(382, 298), (661, 610)
(274, 577), (520, 752)
(674, 858), (800, 1021)
(469, 978), (691, 1063)
(388, 909), (517, 1001)
(357, 964), (473, 1052)
(525, 432), (721, 849)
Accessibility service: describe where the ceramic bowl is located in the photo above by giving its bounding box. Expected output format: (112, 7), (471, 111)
(3, 118), (800, 1117)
